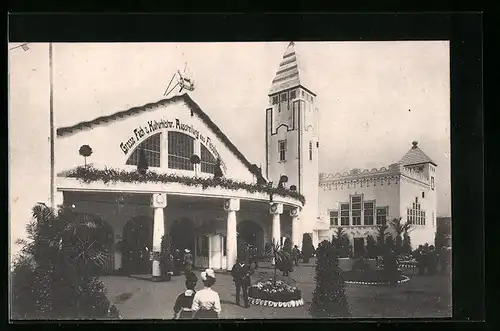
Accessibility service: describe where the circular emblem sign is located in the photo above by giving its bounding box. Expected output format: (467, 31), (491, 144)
(270, 204), (277, 213)
(224, 200), (230, 209)
(156, 194), (164, 204)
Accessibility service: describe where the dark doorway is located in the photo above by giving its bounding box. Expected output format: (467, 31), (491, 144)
(122, 216), (153, 274)
(237, 220), (264, 253)
(353, 238), (365, 258)
(170, 218), (195, 257)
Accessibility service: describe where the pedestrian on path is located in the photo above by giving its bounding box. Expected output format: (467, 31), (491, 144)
(184, 249), (193, 274)
(173, 274), (198, 319)
(231, 257), (252, 308)
(191, 269), (221, 319)
(292, 245), (300, 266)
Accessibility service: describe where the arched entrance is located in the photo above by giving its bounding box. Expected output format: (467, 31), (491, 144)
(122, 216), (153, 274)
(170, 218), (195, 253)
(72, 213), (114, 276)
(237, 220), (264, 254)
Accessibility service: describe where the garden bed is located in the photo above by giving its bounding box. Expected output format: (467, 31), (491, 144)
(343, 269), (410, 285)
(248, 279), (304, 308)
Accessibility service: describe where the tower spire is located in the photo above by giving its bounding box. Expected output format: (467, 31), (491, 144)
(288, 41), (295, 47)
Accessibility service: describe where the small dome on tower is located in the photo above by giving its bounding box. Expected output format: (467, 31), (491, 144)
(412, 141), (419, 148)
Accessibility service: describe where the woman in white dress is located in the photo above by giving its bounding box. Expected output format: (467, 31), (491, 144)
(191, 269), (221, 319)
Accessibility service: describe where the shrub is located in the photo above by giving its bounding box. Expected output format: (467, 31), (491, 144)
(160, 235), (173, 281)
(332, 227), (352, 258)
(366, 235), (378, 258)
(402, 232), (412, 255)
(310, 241), (350, 318)
(301, 233), (314, 263)
(385, 235), (395, 253)
(283, 238), (292, 255)
(351, 257), (372, 272)
(10, 204), (119, 319)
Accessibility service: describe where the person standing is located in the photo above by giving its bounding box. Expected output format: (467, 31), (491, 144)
(231, 257), (251, 308)
(173, 249), (182, 276)
(191, 269), (221, 319)
(292, 245), (300, 266)
(173, 274), (198, 319)
(184, 249), (193, 274)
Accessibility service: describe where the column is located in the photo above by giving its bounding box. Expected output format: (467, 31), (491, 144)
(290, 207), (301, 249)
(270, 203), (283, 246)
(224, 198), (240, 271)
(151, 193), (167, 281)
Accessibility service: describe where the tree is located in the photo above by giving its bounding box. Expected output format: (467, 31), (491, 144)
(265, 242), (293, 284)
(402, 232), (412, 255)
(310, 241), (351, 318)
(390, 217), (413, 255)
(385, 234), (395, 252)
(301, 233), (315, 263)
(375, 217), (389, 255)
(333, 227), (352, 258)
(366, 235), (378, 258)
(11, 204), (118, 319)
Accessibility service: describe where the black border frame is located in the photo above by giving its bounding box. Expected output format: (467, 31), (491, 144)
(7, 12), (484, 329)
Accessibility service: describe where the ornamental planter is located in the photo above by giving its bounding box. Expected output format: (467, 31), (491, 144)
(248, 279), (303, 308)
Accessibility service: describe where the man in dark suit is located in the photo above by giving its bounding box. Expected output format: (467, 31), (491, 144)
(231, 257), (252, 308)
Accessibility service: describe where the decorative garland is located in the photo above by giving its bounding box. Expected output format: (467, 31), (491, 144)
(65, 166), (306, 204)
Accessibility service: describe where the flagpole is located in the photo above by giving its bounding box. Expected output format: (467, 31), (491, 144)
(49, 42), (55, 209)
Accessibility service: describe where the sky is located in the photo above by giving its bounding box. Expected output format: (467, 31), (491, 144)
(8, 41), (451, 252)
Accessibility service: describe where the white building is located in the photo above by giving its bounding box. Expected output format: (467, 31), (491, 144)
(33, 42), (437, 276)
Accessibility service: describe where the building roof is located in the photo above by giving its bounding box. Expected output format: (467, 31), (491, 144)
(399, 141), (437, 167)
(268, 42), (315, 96)
(56, 93), (267, 180)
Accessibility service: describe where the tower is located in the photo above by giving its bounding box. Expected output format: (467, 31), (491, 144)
(265, 42), (320, 246)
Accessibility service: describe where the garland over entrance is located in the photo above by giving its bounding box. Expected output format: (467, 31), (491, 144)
(65, 166), (306, 205)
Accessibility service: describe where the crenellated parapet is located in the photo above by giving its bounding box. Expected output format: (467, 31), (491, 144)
(400, 165), (429, 183)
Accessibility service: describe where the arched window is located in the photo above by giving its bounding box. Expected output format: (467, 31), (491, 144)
(168, 131), (194, 170)
(200, 144), (217, 174)
(126, 133), (161, 167)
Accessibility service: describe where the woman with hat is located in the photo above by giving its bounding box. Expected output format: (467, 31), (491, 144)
(183, 248), (193, 274)
(191, 269), (221, 319)
(173, 273), (198, 319)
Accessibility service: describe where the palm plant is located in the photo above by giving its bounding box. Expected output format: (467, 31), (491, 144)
(264, 242), (291, 285)
(11, 204), (116, 319)
(390, 217), (413, 255)
(375, 217), (389, 255)
(333, 227), (351, 258)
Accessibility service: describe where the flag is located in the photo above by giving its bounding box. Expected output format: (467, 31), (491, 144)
(21, 43), (30, 51)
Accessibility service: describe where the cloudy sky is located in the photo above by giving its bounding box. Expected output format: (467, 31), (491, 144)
(9, 41), (451, 247)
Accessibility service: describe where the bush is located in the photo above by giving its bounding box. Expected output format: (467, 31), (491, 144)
(10, 204), (119, 319)
(402, 232), (412, 255)
(366, 235), (378, 258)
(301, 233), (314, 263)
(385, 235), (395, 253)
(160, 235), (173, 281)
(352, 257), (372, 272)
(310, 241), (350, 318)
(283, 238), (292, 255)
(332, 227), (352, 258)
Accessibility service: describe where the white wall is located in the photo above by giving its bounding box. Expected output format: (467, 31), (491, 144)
(56, 100), (256, 183)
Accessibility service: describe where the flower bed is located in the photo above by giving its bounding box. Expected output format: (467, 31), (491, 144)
(343, 269), (409, 285)
(248, 279), (303, 308)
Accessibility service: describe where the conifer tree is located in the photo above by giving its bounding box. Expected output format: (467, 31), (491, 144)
(301, 233), (314, 263)
(310, 241), (350, 318)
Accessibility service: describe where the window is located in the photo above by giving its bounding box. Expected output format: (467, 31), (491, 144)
(290, 90), (297, 99)
(329, 210), (339, 226)
(222, 235), (227, 256)
(278, 140), (287, 161)
(422, 191), (425, 198)
(340, 204), (350, 226)
(351, 196), (362, 225)
(272, 95), (279, 105)
(376, 207), (388, 225)
(309, 141), (313, 160)
(301, 90), (305, 97)
(407, 197), (426, 225)
(363, 202), (374, 225)
(200, 144), (217, 174)
(168, 131), (194, 170)
(431, 176), (435, 190)
(281, 93), (287, 102)
(126, 133), (161, 167)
